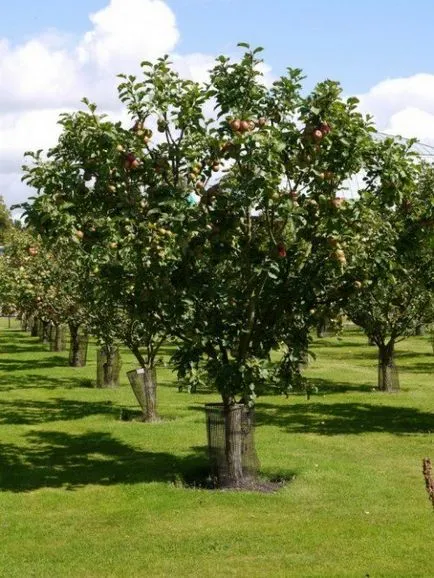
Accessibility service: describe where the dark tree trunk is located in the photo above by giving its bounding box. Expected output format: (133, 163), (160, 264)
(316, 320), (327, 338)
(50, 325), (66, 352)
(378, 341), (399, 392)
(39, 320), (50, 344)
(24, 313), (33, 332)
(31, 317), (39, 337)
(69, 324), (88, 367)
(415, 324), (425, 336)
(127, 367), (159, 422)
(205, 403), (259, 488)
(97, 345), (121, 388)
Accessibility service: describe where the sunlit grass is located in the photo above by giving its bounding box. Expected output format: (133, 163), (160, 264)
(0, 318), (433, 577)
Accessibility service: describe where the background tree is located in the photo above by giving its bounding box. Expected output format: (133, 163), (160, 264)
(21, 59), (209, 419)
(345, 141), (434, 391)
(0, 195), (13, 244)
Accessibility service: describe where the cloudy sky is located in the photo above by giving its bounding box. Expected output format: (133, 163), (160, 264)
(2, 0), (434, 210)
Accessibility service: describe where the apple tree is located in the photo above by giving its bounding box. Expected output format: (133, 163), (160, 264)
(21, 60), (210, 416)
(345, 139), (434, 390)
(168, 45), (375, 486)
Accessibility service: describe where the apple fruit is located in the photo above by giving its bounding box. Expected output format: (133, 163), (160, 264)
(319, 122), (331, 135)
(277, 242), (286, 258)
(268, 191), (280, 201)
(75, 230), (84, 240)
(257, 117), (267, 128)
(334, 249), (346, 264)
(230, 119), (241, 132)
(157, 119), (167, 133)
(327, 237), (339, 247)
(330, 197), (345, 209)
(312, 129), (323, 142)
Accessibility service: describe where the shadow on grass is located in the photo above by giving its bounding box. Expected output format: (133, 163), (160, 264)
(399, 362), (434, 373)
(349, 350), (429, 361)
(0, 331), (47, 354)
(0, 430), (209, 492)
(0, 356), (69, 371)
(0, 398), (115, 425)
(0, 373), (97, 393)
(255, 401), (434, 436)
(306, 377), (374, 395)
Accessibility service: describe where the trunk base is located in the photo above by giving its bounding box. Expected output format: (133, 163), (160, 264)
(205, 403), (259, 489)
(97, 346), (121, 388)
(69, 326), (89, 367)
(127, 367), (159, 422)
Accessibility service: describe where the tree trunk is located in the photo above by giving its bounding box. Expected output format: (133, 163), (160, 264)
(205, 403), (259, 488)
(24, 313), (33, 332)
(97, 345), (121, 388)
(31, 317), (39, 337)
(222, 404), (244, 487)
(50, 325), (66, 352)
(69, 324), (88, 367)
(127, 367), (159, 422)
(39, 320), (50, 344)
(316, 321), (326, 338)
(378, 342), (399, 392)
(415, 324), (425, 336)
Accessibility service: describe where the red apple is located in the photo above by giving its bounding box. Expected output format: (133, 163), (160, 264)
(312, 129), (323, 142)
(277, 242), (286, 258)
(319, 122), (331, 135)
(330, 197), (345, 208)
(230, 119), (241, 132)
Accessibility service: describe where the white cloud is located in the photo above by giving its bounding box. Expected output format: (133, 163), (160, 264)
(358, 73), (434, 145)
(0, 0), (212, 209)
(77, 0), (179, 73)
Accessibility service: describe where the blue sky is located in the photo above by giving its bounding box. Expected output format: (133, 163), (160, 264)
(2, 0), (434, 208)
(1, 0), (434, 93)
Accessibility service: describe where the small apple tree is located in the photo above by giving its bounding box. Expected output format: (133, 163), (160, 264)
(21, 59), (210, 418)
(345, 139), (434, 390)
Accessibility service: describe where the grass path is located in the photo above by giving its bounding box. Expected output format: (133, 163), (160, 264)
(0, 319), (433, 577)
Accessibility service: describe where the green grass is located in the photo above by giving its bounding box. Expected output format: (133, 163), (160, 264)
(0, 318), (433, 577)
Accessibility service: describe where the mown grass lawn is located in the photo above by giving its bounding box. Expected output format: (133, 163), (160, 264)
(0, 318), (433, 577)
